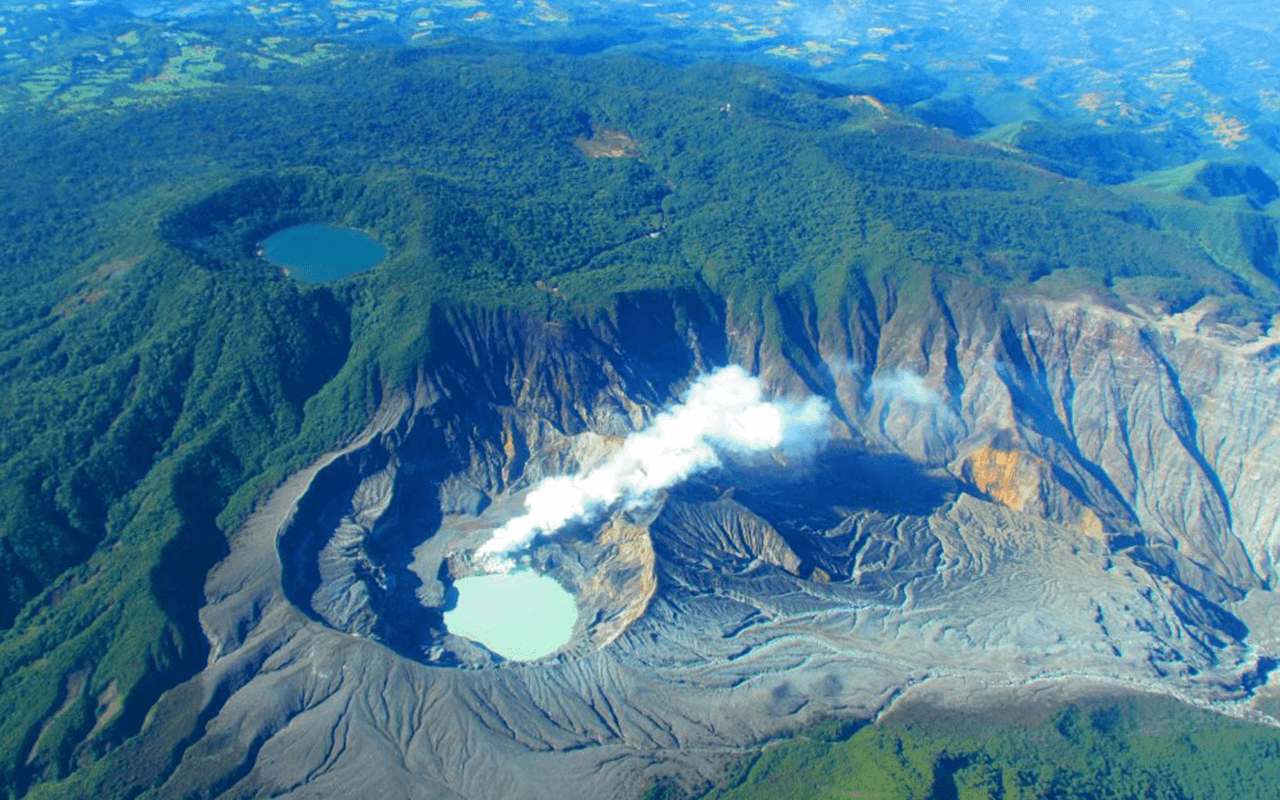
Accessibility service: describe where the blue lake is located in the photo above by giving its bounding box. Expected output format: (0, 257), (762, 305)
(443, 570), (578, 661)
(260, 223), (385, 282)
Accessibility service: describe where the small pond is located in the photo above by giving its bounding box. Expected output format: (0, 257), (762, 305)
(260, 223), (385, 282)
(443, 570), (578, 661)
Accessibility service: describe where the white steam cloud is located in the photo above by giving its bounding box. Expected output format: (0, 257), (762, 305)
(869, 368), (943, 407)
(868, 367), (962, 429)
(474, 365), (830, 571)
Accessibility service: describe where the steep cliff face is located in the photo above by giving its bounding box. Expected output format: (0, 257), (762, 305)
(123, 275), (1280, 799)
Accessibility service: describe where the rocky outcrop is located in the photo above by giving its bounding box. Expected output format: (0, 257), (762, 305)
(140, 278), (1280, 799)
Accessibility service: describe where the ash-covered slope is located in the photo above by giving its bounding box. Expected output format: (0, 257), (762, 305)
(120, 276), (1280, 799)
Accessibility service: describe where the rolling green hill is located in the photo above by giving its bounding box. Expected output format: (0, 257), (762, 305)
(665, 693), (1280, 800)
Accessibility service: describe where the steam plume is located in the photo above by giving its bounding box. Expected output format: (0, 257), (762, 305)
(868, 368), (960, 427)
(475, 365), (830, 571)
(869, 368), (942, 407)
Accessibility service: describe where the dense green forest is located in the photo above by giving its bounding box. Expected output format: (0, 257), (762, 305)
(646, 693), (1280, 800)
(3, 41), (1280, 797)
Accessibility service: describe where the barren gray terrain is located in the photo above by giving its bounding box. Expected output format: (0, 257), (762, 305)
(124, 282), (1280, 799)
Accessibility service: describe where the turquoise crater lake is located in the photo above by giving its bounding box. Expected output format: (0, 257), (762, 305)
(444, 570), (578, 661)
(260, 223), (385, 282)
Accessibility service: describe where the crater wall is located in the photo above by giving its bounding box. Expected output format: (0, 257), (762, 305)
(158, 279), (1280, 799)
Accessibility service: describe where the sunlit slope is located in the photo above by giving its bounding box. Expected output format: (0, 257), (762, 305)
(1, 46), (1279, 797)
(687, 693), (1280, 800)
